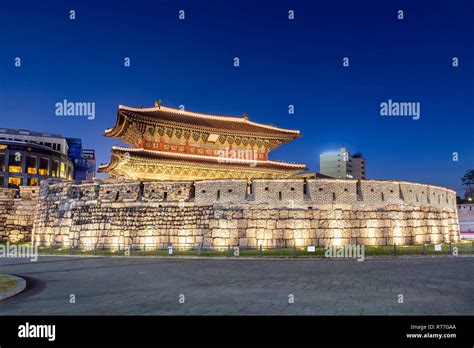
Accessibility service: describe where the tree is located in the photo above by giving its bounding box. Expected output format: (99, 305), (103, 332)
(461, 169), (474, 188)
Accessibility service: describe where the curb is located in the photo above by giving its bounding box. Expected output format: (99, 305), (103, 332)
(33, 253), (474, 261)
(0, 275), (26, 300)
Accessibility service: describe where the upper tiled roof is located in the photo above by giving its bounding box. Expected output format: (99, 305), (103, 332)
(105, 104), (301, 138)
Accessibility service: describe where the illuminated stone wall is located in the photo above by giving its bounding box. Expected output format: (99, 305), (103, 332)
(0, 186), (39, 242)
(30, 178), (460, 249)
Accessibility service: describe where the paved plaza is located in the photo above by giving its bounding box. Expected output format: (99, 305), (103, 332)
(1, 256), (473, 315)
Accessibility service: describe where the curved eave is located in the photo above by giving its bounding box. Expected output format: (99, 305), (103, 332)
(107, 146), (307, 172)
(97, 153), (120, 173)
(104, 109), (130, 138)
(117, 104), (302, 138)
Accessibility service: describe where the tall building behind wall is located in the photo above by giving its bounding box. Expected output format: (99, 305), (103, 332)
(0, 128), (73, 188)
(0, 128), (96, 188)
(66, 138), (96, 181)
(320, 147), (366, 179)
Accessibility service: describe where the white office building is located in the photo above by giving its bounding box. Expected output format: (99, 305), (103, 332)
(320, 147), (366, 179)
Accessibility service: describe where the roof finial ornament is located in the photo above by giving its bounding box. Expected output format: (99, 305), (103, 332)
(155, 100), (162, 108)
(243, 113), (249, 120)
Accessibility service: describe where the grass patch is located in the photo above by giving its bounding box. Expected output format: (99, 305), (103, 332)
(20, 241), (474, 257)
(0, 275), (17, 292)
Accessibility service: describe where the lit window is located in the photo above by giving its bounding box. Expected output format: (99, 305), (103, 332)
(8, 177), (21, 188)
(9, 166), (22, 173)
(26, 156), (37, 174)
(0, 153), (5, 171)
(27, 178), (38, 186)
(39, 158), (49, 176)
(9, 154), (22, 173)
(51, 160), (59, 177)
(60, 162), (66, 178)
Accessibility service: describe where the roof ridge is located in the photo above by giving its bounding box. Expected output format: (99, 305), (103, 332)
(118, 104), (301, 135)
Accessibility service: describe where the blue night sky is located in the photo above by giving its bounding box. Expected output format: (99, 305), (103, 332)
(1, 0), (473, 194)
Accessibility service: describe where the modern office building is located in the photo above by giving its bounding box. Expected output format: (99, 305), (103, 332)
(351, 152), (366, 180)
(66, 138), (96, 181)
(0, 128), (73, 188)
(320, 147), (366, 179)
(0, 128), (94, 188)
(81, 149), (96, 181)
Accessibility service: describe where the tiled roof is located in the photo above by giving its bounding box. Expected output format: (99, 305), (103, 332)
(98, 146), (307, 172)
(105, 104), (301, 138)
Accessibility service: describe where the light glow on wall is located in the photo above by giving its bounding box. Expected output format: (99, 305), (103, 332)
(393, 220), (403, 245)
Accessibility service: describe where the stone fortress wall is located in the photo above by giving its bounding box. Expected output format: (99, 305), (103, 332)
(30, 178), (460, 249)
(0, 186), (39, 242)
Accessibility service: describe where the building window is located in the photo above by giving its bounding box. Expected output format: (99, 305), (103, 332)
(8, 176), (21, 188)
(60, 162), (66, 178)
(0, 153), (5, 171)
(51, 160), (59, 177)
(67, 165), (72, 180)
(26, 156), (37, 174)
(8, 154), (22, 173)
(39, 158), (49, 176)
(27, 177), (38, 186)
(0, 176), (4, 187)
